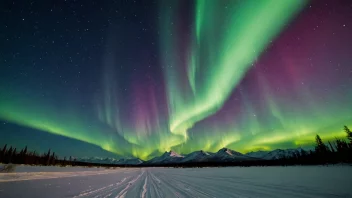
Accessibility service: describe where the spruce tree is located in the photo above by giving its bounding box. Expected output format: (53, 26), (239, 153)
(328, 141), (335, 152)
(46, 149), (51, 165)
(23, 146), (27, 155)
(7, 146), (13, 163)
(0, 144), (5, 162)
(344, 126), (352, 143)
(2, 144), (7, 155)
(315, 135), (327, 153)
(51, 152), (55, 165)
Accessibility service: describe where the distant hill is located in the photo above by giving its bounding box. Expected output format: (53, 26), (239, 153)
(208, 148), (257, 162)
(245, 148), (305, 160)
(144, 148), (258, 165)
(75, 148), (307, 166)
(145, 151), (184, 165)
(181, 150), (212, 163)
(76, 157), (143, 165)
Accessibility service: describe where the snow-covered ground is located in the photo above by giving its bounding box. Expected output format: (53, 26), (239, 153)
(0, 165), (351, 197)
(3, 164), (109, 173)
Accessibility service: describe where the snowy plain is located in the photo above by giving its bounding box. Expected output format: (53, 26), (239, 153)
(0, 165), (351, 198)
(6, 164), (109, 172)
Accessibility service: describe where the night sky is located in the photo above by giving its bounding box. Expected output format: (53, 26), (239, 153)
(1, 0), (351, 160)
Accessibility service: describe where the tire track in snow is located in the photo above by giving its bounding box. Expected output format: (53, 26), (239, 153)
(119, 190), (127, 198)
(141, 175), (147, 198)
(102, 193), (112, 198)
(151, 171), (180, 197)
(92, 177), (130, 198)
(147, 170), (164, 198)
(164, 170), (250, 197)
(149, 170), (193, 198)
(74, 184), (114, 197)
(115, 169), (145, 198)
(74, 176), (129, 197)
(154, 169), (219, 198)
(2, 167), (349, 197)
(165, 173), (217, 197)
(168, 169), (317, 198)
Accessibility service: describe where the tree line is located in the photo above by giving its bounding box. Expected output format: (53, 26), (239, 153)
(275, 125), (352, 166)
(308, 125), (352, 164)
(0, 145), (60, 166)
(0, 145), (130, 168)
(150, 125), (352, 168)
(0, 145), (95, 167)
(1, 125), (351, 168)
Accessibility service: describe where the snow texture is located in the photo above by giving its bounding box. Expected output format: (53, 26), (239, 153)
(0, 165), (351, 197)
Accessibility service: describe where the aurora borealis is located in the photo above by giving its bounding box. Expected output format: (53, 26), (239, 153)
(1, 0), (351, 160)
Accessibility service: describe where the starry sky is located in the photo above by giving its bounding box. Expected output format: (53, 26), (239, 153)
(0, 0), (351, 160)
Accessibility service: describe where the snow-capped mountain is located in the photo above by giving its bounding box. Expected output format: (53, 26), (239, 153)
(77, 148), (307, 166)
(115, 158), (143, 165)
(245, 151), (270, 159)
(76, 157), (119, 164)
(145, 148), (257, 164)
(246, 148), (305, 160)
(146, 151), (184, 164)
(76, 157), (143, 165)
(209, 148), (255, 162)
(181, 150), (212, 163)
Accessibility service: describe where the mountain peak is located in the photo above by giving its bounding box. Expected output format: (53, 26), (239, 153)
(245, 148), (306, 160)
(147, 150), (184, 164)
(180, 150), (212, 163)
(217, 148), (244, 156)
(190, 150), (210, 156)
(169, 150), (184, 157)
(161, 150), (183, 158)
(218, 148), (229, 152)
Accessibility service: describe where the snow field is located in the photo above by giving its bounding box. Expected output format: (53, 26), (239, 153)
(0, 166), (351, 197)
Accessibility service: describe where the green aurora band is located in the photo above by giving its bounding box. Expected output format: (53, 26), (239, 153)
(161, 0), (307, 139)
(1, 0), (351, 160)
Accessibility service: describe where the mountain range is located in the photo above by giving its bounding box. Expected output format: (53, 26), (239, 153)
(246, 148), (305, 160)
(76, 157), (143, 165)
(76, 148), (305, 165)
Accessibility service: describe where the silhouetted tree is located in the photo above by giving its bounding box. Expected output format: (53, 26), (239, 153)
(62, 157), (67, 166)
(315, 135), (328, 154)
(344, 126), (352, 143)
(328, 141), (335, 152)
(23, 146), (27, 155)
(2, 144), (7, 154)
(0, 144), (5, 161)
(21, 146), (28, 164)
(46, 149), (51, 165)
(50, 152), (55, 165)
(6, 146), (13, 163)
(336, 139), (348, 152)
